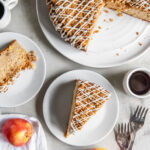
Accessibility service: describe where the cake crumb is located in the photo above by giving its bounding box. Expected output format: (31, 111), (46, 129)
(117, 12), (123, 16)
(98, 26), (102, 29)
(93, 30), (99, 34)
(116, 53), (119, 56)
(117, 9), (121, 12)
(104, 10), (109, 13)
(109, 18), (114, 22)
(136, 32), (139, 35)
(104, 19), (106, 22)
(138, 42), (142, 46)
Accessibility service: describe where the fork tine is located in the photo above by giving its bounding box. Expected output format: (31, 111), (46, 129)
(128, 123), (130, 133)
(118, 124), (121, 134)
(140, 107), (146, 119)
(133, 106), (140, 117)
(124, 123), (126, 133)
(120, 123), (123, 133)
(143, 108), (149, 120)
(137, 106), (142, 118)
(121, 123), (123, 133)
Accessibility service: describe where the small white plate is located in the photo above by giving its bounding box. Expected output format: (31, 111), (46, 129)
(0, 32), (46, 107)
(0, 114), (47, 150)
(43, 70), (119, 146)
(36, 0), (150, 68)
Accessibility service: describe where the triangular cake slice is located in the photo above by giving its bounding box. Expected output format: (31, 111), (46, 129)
(65, 79), (111, 137)
(46, 0), (104, 51)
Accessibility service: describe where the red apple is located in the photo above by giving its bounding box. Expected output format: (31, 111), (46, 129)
(2, 118), (33, 147)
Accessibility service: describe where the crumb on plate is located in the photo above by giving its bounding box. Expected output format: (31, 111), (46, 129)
(117, 12), (123, 16)
(104, 10), (109, 13)
(93, 30), (99, 34)
(109, 18), (114, 22)
(138, 42), (142, 46)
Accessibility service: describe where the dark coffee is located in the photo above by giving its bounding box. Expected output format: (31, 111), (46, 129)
(129, 71), (150, 95)
(0, 2), (4, 19)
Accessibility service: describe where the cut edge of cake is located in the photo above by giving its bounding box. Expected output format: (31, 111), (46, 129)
(65, 80), (80, 138)
(0, 40), (37, 93)
(105, 0), (150, 22)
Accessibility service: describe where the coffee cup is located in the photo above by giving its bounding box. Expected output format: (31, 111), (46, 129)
(123, 68), (150, 98)
(0, 0), (18, 30)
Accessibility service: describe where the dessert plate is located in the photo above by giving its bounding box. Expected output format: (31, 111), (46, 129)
(0, 32), (46, 107)
(0, 114), (47, 150)
(43, 70), (119, 146)
(36, 0), (150, 68)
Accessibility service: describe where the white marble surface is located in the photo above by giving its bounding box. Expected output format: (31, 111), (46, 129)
(0, 0), (150, 149)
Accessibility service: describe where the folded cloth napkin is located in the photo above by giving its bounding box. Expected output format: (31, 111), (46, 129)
(0, 114), (47, 150)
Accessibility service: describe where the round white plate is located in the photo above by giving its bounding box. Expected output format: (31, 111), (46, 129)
(36, 0), (150, 68)
(0, 32), (46, 107)
(43, 70), (119, 146)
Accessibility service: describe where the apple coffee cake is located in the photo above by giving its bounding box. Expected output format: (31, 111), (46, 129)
(46, 0), (104, 51)
(105, 0), (150, 22)
(65, 80), (111, 137)
(46, 0), (150, 51)
(0, 40), (37, 93)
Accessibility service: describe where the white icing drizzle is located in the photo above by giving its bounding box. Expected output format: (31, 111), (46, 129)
(126, 0), (150, 11)
(70, 80), (111, 134)
(46, 0), (103, 50)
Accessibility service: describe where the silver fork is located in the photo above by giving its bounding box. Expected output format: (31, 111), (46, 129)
(114, 123), (131, 150)
(128, 106), (149, 150)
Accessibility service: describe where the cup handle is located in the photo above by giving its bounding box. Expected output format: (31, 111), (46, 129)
(2, 0), (18, 10)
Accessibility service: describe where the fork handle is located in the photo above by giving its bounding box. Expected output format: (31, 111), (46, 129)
(128, 133), (136, 150)
(128, 141), (134, 150)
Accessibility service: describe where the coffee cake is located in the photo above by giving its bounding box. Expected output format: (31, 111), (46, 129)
(46, 0), (104, 51)
(0, 40), (37, 93)
(65, 80), (111, 137)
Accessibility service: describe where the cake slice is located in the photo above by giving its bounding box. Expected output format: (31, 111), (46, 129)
(65, 80), (111, 137)
(105, 0), (150, 22)
(0, 40), (37, 93)
(46, 0), (104, 51)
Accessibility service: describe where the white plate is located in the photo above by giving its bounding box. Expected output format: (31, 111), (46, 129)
(36, 0), (150, 68)
(0, 32), (46, 107)
(0, 114), (47, 150)
(43, 70), (119, 146)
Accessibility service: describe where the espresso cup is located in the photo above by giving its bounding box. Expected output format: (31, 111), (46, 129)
(0, 0), (18, 30)
(123, 68), (150, 99)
